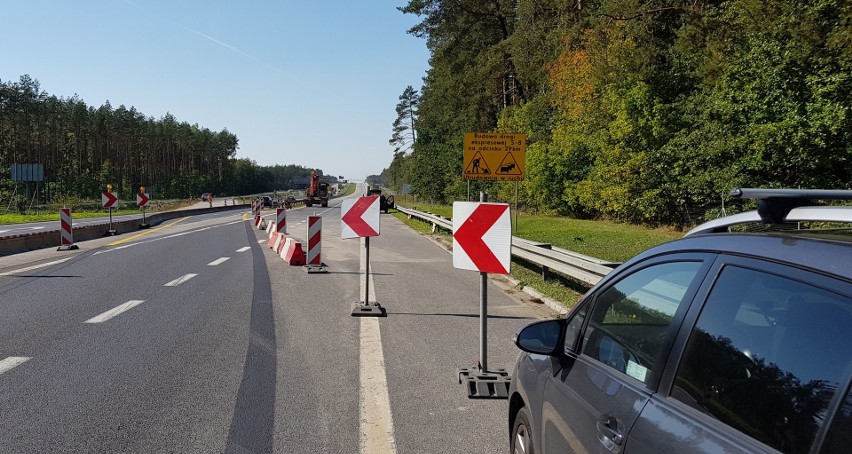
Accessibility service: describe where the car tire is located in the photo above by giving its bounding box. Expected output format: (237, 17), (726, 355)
(511, 407), (534, 454)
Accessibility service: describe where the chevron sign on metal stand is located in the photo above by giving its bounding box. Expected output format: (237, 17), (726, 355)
(136, 192), (149, 207)
(452, 202), (511, 274)
(341, 196), (380, 239)
(101, 192), (118, 208)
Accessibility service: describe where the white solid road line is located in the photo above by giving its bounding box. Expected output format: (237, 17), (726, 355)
(164, 273), (198, 287)
(359, 237), (397, 454)
(84, 300), (145, 324)
(0, 257), (72, 276)
(236, 247), (251, 252)
(0, 356), (32, 375)
(208, 257), (230, 266)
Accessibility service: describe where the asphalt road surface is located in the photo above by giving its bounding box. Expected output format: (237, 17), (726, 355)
(0, 186), (556, 453)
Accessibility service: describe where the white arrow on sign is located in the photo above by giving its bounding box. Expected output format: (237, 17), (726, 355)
(452, 202), (512, 274)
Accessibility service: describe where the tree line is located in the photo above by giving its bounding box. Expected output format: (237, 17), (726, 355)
(385, 0), (851, 226)
(0, 75), (320, 208)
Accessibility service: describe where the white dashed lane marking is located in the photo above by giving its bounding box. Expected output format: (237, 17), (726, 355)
(0, 357), (31, 375)
(236, 247), (251, 252)
(84, 300), (145, 324)
(208, 257), (230, 266)
(164, 274), (198, 287)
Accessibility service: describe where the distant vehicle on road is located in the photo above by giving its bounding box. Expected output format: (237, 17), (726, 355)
(509, 188), (852, 454)
(367, 187), (394, 213)
(200, 193), (210, 202)
(260, 196), (273, 207)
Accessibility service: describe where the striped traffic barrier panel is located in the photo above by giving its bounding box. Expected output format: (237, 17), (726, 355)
(276, 208), (287, 234)
(305, 215), (326, 272)
(57, 208), (78, 251)
(266, 220), (275, 237)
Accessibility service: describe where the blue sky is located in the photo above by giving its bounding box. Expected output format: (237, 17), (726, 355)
(1, 1), (430, 180)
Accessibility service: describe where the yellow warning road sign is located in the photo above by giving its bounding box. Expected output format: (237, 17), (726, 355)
(463, 132), (526, 181)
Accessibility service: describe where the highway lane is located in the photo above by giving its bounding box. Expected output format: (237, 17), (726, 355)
(0, 210), (255, 452)
(0, 188), (555, 453)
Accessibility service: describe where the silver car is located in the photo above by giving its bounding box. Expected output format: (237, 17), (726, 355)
(509, 189), (852, 454)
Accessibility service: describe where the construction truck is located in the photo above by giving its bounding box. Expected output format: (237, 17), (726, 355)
(305, 170), (329, 207)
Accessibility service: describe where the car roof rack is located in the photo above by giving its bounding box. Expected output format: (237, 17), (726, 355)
(686, 188), (852, 236)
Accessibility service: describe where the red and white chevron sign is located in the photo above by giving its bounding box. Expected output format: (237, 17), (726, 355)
(452, 202), (511, 274)
(101, 192), (118, 208)
(136, 192), (150, 207)
(341, 196), (380, 239)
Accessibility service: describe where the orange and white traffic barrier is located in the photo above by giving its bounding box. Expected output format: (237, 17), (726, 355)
(58, 208), (78, 250)
(267, 232), (279, 249)
(306, 215), (322, 266)
(266, 220), (275, 237)
(284, 240), (306, 266)
(280, 238), (292, 259)
(272, 233), (286, 252)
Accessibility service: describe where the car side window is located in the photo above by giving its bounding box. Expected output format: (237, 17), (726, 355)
(671, 265), (852, 454)
(563, 305), (587, 353)
(581, 261), (702, 384)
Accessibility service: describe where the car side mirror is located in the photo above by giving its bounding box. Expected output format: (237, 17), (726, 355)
(514, 319), (565, 356)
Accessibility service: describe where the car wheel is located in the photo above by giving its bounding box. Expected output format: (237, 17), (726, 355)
(511, 407), (534, 454)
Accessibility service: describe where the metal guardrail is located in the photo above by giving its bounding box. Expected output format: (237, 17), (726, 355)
(395, 204), (619, 287)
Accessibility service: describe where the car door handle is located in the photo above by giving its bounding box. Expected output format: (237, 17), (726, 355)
(596, 415), (624, 446)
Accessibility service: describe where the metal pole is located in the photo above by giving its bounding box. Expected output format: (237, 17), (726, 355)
(480, 191), (488, 372)
(109, 207), (113, 231)
(514, 181), (519, 234)
(364, 236), (370, 305)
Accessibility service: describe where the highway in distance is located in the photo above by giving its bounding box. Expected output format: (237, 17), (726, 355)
(0, 187), (555, 453)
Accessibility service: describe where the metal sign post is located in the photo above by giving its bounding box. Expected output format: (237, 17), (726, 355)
(365, 236), (371, 306)
(104, 184), (117, 236)
(138, 187), (151, 229)
(454, 192), (513, 398)
(342, 195), (385, 317)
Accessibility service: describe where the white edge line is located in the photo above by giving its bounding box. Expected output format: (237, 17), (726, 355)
(0, 258), (72, 276)
(0, 356), (32, 375)
(84, 300), (145, 324)
(359, 236), (397, 453)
